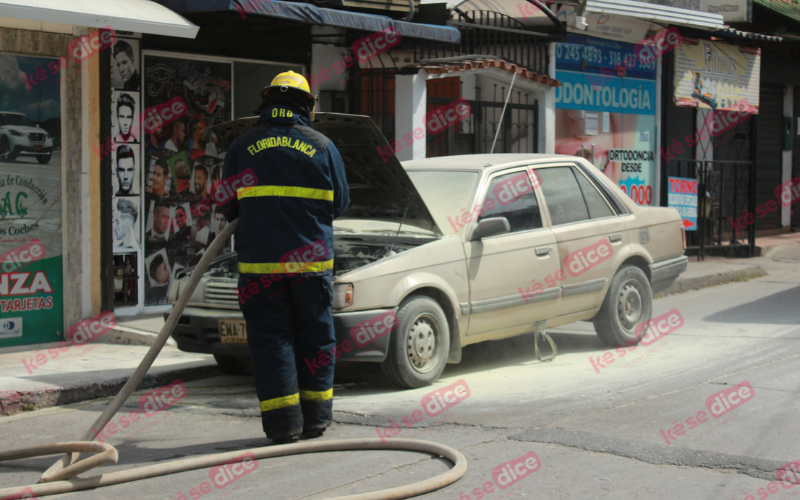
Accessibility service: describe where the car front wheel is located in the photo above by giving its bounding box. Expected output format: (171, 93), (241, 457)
(592, 265), (653, 347)
(0, 137), (16, 161)
(381, 296), (450, 389)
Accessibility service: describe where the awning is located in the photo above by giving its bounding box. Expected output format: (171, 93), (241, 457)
(754, 0), (800, 26)
(712, 26), (782, 43)
(159, 0), (461, 43)
(584, 0), (725, 30)
(0, 0), (199, 38)
(412, 57), (559, 87)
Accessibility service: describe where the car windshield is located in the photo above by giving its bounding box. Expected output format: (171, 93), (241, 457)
(0, 114), (35, 127)
(406, 170), (480, 235)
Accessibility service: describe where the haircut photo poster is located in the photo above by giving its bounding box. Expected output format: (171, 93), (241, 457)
(142, 54), (232, 306)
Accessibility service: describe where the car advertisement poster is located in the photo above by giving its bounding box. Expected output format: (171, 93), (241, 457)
(0, 53), (63, 347)
(555, 34), (657, 206)
(142, 54), (232, 307)
(673, 39), (760, 113)
(668, 177), (698, 231)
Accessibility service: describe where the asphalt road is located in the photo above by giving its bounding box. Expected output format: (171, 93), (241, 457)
(1, 253), (799, 500)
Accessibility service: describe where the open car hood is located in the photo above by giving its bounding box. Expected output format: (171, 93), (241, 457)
(210, 113), (441, 235)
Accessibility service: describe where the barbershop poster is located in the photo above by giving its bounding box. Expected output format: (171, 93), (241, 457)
(0, 53), (64, 347)
(674, 39), (760, 113)
(142, 54), (232, 307)
(555, 35), (657, 206)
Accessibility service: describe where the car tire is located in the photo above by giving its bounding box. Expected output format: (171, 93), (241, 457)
(213, 354), (253, 375)
(592, 265), (653, 347)
(0, 137), (15, 161)
(381, 296), (450, 389)
(37, 153), (51, 164)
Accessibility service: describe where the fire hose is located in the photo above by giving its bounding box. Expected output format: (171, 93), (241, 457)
(0, 218), (468, 499)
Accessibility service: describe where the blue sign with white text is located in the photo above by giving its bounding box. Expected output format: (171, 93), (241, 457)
(554, 71), (656, 115)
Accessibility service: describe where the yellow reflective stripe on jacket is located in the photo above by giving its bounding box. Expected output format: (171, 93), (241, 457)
(238, 259), (333, 274)
(300, 388), (333, 401)
(238, 185), (334, 201)
(260, 393), (300, 412)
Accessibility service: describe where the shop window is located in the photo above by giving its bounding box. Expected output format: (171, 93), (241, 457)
(114, 253), (139, 306)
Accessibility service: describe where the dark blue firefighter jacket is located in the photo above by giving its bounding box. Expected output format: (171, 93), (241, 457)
(220, 104), (349, 277)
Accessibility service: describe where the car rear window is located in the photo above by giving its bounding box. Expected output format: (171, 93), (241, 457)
(574, 170), (614, 219)
(537, 167), (591, 225)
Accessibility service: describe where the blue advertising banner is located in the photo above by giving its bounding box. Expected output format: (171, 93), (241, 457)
(667, 177), (698, 231)
(555, 34), (658, 206)
(554, 72), (656, 115)
(556, 34), (657, 80)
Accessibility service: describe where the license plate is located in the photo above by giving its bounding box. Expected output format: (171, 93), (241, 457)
(32, 146), (42, 151)
(218, 319), (247, 344)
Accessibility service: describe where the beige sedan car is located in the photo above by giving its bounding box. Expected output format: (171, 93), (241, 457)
(168, 114), (688, 388)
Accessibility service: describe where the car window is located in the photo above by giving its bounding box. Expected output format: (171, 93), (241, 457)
(478, 170), (542, 233)
(537, 167), (591, 225)
(574, 169), (615, 219)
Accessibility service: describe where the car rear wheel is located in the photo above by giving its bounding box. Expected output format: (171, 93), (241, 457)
(213, 354), (253, 375)
(37, 153), (51, 164)
(381, 296), (450, 389)
(592, 265), (653, 347)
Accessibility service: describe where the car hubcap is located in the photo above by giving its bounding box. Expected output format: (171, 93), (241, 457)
(616, 280), (643, 332)
(406, 314), (438, 373)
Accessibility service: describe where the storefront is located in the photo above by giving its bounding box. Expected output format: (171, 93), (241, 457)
(110, 1), (460, 313)
(0, 0), (199, 346)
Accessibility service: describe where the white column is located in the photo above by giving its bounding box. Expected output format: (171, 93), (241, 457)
(542, 42), (557, 154)
(783, 85), (793, 228)
(394, 71), (427, 160)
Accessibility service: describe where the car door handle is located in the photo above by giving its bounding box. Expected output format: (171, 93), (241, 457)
(535, 246), (551, 256)
(609, 233), (622, 243)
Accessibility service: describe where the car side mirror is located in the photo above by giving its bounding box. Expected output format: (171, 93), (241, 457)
(471, 217), (510, 240)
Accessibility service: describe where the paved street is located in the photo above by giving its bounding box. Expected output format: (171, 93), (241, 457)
(1, 257), (800, 500)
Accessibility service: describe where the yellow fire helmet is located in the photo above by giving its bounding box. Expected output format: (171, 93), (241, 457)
(262, 71), (313, 101)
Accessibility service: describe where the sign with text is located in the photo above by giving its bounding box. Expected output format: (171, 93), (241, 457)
(0, 52), (63, 347)
(674, 39), (760, 112)
(668, 177), (698, 231)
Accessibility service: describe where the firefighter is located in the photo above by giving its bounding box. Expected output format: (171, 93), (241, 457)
(220, 71), (349, 444)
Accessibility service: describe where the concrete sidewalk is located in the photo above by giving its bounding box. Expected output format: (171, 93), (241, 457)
(0, 343), (215, 415)
(0, 237), (798, 416)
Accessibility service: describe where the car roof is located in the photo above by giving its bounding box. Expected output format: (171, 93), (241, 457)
(0, 112), (24, 116)
(401, 154), (580, 173)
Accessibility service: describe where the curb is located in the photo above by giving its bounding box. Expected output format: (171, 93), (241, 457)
(658, 264), (767, 297)
(0, 364), (218, 416)
(97, 325), (173, 347)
